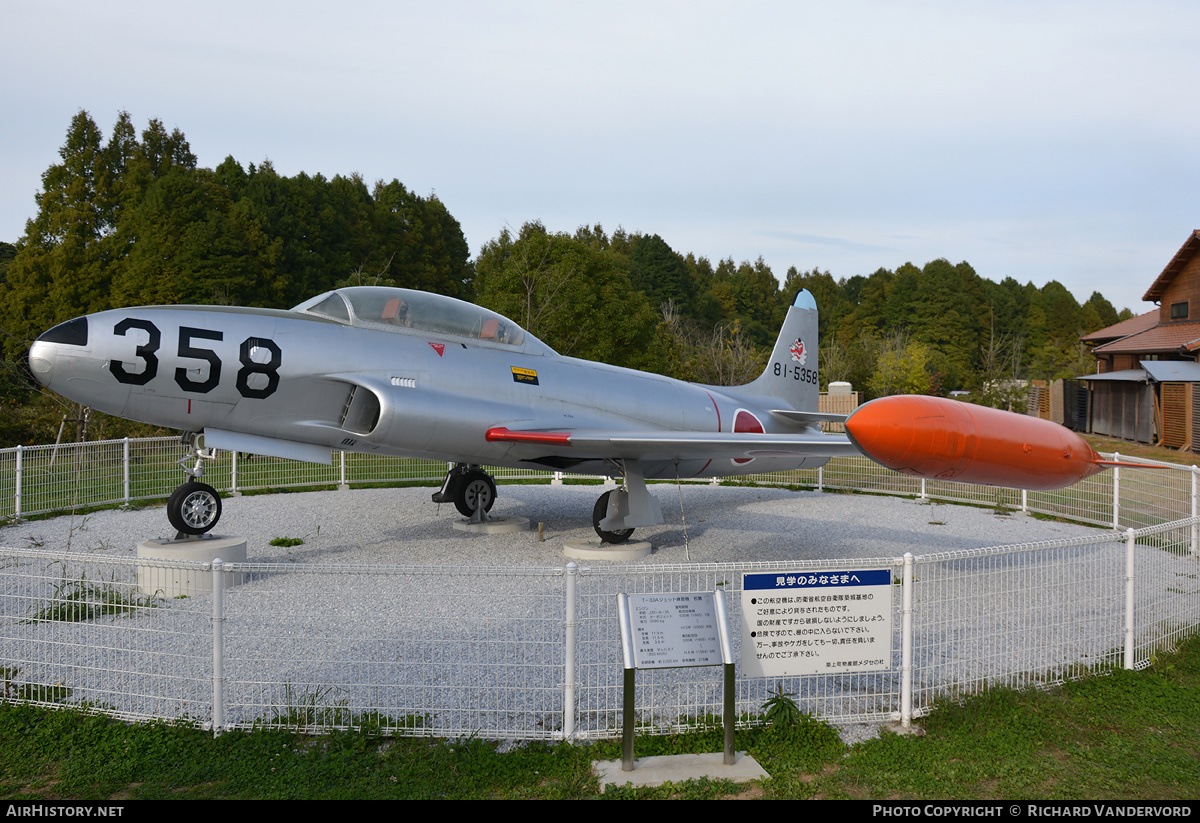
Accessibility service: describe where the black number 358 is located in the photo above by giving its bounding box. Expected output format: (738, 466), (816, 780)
(111, 320), (281, 399)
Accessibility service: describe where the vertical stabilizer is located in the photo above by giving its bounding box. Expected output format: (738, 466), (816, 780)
(735, 289), (820, 412)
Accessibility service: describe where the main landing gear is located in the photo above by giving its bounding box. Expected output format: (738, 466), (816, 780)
(591, 462), (665, 545)
(593, 490), (635, 544)
(433, 463), (497, 520)
(167, 433), (223, 538)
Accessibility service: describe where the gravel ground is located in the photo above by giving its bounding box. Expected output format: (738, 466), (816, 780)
(2, 482), (1128, 745)
(1, 481), (1102, 566)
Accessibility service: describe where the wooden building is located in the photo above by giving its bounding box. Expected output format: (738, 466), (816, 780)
(1081, 230), (1200, 447)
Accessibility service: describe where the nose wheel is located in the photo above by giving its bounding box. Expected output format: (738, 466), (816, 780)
(168, 432), (223, 538)
(167, 481), (223, 536)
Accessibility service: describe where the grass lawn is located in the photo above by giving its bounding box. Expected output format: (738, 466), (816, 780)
(2, 633), (1197, 800)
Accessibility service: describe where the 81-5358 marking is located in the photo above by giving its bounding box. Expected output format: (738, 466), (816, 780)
(773, 362), (817, 384)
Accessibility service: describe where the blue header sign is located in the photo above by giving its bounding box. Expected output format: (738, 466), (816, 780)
(741, 568), (893, 677)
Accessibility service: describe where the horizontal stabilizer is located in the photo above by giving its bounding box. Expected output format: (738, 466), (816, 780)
(769, 409), (848, 425)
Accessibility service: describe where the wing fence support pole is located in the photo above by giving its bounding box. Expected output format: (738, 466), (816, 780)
(900, 552), (914, 728)
(563, 561), (578, 741)
(1123, 529), (1135, 671)
(212, 559), (226, 737)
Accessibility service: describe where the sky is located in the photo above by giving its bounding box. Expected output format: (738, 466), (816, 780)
(3, 0), (1198, 317)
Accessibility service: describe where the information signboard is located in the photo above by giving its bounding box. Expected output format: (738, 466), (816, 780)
(740, 568), (893, 677)
(626, 592), (724, 669)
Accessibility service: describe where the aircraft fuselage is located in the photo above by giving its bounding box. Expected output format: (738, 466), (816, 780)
(29, 302), (827, 479)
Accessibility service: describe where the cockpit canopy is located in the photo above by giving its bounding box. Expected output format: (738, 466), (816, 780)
(292, 287), (529, 348)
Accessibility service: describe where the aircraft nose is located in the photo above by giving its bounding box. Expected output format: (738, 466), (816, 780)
(28, 316), (89, 386)
(28, 340), (56, 386)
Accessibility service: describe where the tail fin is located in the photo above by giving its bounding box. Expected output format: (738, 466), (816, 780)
(736, 289), (820, 412)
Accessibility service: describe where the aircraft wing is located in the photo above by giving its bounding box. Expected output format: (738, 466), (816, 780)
(485, 426), (860, 462)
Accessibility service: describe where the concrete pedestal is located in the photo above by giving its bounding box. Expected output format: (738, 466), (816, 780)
(595, 751), (767, 791)
(452, 516), (530, 535)
(136, 535), (247, 597)
(563, 538), (652, 561)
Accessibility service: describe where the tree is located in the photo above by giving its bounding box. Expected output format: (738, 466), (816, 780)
(659, 299), (766, 385)
(976, 321), (1028, 411)
(1028, 281), (1084, 381)
(3, 111), (110, 343)
(628, 233), (690, 313)
(473, 222), (662, 370)
(866, 332), (933, 397)
(1081, 291), (1119, 334)
(780, 266), (850, 342)
(372, 180), (472, 298)
(113, 167), (279, 307)
(908, 259), (985, 391)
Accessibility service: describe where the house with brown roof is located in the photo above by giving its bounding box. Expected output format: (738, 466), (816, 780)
(1080, 229), (1200, 447)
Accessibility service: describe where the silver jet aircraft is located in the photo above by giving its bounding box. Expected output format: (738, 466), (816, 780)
(27, 286), (1113, 541)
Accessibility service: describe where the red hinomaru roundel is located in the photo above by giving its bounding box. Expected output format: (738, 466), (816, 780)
(732, 409), (764, 464)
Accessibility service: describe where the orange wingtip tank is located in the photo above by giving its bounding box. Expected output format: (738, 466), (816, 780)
(844, 395), (1106, 491)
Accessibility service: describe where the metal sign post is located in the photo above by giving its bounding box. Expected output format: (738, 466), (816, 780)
(617, 590), (735, 771)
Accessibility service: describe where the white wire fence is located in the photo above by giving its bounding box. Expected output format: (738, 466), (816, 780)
(1, 437), (1198, 739)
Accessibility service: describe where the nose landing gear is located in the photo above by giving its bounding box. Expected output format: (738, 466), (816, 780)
(167, 433), (222, 538)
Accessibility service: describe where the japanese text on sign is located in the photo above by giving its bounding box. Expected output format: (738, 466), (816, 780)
(627, 593), (724, 669)
(740, 569), (893, 677)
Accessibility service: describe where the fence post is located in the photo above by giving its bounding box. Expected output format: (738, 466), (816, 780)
(14, 445), (22, 521)
(900, 552), (914, 728)
(1112, 455), (1120, 530)
(563, 561), (578, 740)
(212, 559), (226, 736)
(1124, 528), (1135, 670)
(1192, 467), (1198, 557)
(122, 437), (131, 506)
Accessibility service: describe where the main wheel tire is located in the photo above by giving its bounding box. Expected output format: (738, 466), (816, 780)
(454, 470), (496, 517)
(167, 481), (222, 535)
(592, 490), (635, 544)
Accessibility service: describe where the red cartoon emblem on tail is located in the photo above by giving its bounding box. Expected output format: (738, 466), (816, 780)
(789, 338), (807, 365)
